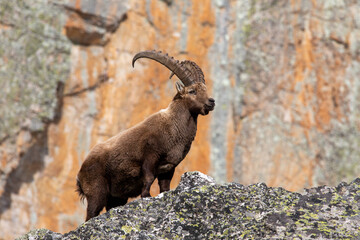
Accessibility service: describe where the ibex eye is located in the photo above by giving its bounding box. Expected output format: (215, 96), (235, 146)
(188, 90), (196, 95)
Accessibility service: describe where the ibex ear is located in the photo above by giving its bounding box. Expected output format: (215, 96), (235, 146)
(175, 81), (185, 93)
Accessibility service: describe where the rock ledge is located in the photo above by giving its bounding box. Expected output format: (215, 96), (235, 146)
(19, 171), (360, 239)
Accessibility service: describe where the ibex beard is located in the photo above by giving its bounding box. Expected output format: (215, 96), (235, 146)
(76, 50), (215, 221)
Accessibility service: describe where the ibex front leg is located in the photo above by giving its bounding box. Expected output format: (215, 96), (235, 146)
(158, 168), (175, 193)
(141, 153), (158, 198)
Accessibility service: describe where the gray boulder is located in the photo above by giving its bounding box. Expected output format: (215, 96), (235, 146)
(61, 0), (128, 46)
(19, 171), (360, 239)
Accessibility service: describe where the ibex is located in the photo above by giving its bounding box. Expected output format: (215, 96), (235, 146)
(76, 50), (215, 221)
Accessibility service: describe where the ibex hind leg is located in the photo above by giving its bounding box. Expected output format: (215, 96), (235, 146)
(84, 178), (109, 221)
(85, 194), (107, 221)
(106, 196), (127, 211)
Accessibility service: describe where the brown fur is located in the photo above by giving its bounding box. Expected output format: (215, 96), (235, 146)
(77, 73), (215, 221)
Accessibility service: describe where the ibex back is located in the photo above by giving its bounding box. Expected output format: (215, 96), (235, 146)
(76, 50), (215, 221)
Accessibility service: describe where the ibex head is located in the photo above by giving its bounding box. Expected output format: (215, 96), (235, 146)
(132, 50), (215, 115)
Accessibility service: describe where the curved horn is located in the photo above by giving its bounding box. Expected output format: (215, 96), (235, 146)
(181, 60), (205, 84)
(132, 50), (195, 86)
(168, 61), (205, 84)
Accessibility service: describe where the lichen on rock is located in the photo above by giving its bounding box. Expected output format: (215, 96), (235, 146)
(19, 171), (360, 239)
(0, 0), (71, 140)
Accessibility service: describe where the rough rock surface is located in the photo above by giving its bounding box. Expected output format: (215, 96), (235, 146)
(19, 172), (360, 239)
(62, 0), (128, 45)
(0, 0), (70, 140)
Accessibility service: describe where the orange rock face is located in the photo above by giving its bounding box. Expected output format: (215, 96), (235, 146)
(1, 0), (360, 239)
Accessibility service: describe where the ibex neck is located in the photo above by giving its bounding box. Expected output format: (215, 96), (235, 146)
(168, 99), (198, 124)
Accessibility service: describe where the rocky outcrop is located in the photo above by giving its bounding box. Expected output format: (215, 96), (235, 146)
(210, 0), (360, 189)
(1, 0), (360, 239)
(0, 1), (70, 140)
(0, 2), (71, 238)
(62, 0), (128, 46)
(19, 172), (360, 239)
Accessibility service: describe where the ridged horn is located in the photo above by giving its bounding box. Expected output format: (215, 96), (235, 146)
(180, 60), (205, 84)
(132, 50), (197, 86)
(168, 61), (205, 84)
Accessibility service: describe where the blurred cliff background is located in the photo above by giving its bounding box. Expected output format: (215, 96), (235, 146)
(0, 0), (359, 238)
